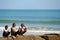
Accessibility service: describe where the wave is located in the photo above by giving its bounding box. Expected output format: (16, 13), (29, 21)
(0, 20), (60, 24)
(27, 27), (60, 31)
(0, 26), (60, 32)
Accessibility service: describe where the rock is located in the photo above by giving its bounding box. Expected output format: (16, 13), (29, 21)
(46, 35), (59, 40)
(0, 38), (7, 40)
(45, 33), (60, 40)
(7, 37), (13, 40)
(35, 36), (45, 40)
(14, 35), (45, 40)
(14, 35), (35, 40)
(0, 34), (60, 40)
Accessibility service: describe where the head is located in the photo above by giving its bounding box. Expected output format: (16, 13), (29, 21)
(5, 25), (8, 30)
(12, 23), (16, 27)
(21, 23), (25, 27)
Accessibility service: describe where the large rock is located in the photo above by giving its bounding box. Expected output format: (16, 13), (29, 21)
(12, 35), (35, 40)
(14, 35), (45, 40)
(0, 34), (60, 40)
(46, 35), (59, 40)
(45, 33), (60, 40)
(35, 36), (45, 40)
(0, 37), (12, 40)
(0, 38), (7, 40)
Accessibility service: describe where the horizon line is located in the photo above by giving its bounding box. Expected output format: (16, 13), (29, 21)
(0, 9), (60, 10)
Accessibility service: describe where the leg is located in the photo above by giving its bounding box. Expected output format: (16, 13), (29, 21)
(17, 31), (20, 35)
(20, 31), (26, 35)
(3, 31), (6, 37)
(22, 31), (26, 35)
(17, 29), (22, 35)
(11, 32), (16, 36)
(3, 32), (9, 37)
(6, 32), (10, 37)
(15, 32), (18, 36)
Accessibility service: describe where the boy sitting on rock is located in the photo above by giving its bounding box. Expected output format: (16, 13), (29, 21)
(3, 25), (10, 37)
(18, 23), (27, 35)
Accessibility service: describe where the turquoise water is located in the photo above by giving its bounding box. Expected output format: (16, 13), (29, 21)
(0, 9), (60, 20)
(0, 9), (60, 30)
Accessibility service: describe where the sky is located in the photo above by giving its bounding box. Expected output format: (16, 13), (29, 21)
(0, 0), (60, 9)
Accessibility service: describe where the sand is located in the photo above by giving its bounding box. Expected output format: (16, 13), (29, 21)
(0, 34), (60, 40)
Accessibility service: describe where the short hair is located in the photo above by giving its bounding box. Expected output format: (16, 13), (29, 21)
(5, 25), (8, 28)
(12, 23), (16, 27)
(13, 23), (16, 25)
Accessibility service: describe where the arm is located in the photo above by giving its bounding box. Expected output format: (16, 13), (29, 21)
(24, 27), (27, 32)
(11, 28), (15, 33)
(18, 27), (22, 32)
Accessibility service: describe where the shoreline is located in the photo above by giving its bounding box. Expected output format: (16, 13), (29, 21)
(0, 30), (60, 37)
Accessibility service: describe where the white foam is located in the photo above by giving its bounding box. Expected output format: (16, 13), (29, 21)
(0, 27), (4, 31)
(24, 30), (60, 35)
(0, 27), (60, 35)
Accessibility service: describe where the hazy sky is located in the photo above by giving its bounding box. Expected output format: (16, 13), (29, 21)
(0, 0), (60, 9)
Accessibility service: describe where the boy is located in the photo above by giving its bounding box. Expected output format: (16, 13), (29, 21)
(18, 23), (27, 35)
(11, 23), (18, 36)
(3, 25), (10, 37)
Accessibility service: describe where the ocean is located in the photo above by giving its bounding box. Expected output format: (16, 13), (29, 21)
(0, 9), (60, 37)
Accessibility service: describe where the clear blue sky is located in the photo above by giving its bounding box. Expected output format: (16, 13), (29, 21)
(0, 0), (60, 9)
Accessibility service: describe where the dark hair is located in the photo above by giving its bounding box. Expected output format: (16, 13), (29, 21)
(21, 23), (24, 26)
(5, 25), (8, 29)
(21, 23), (25, 27)
(12, 23), (16, 27)
(5, 25), (8, 28)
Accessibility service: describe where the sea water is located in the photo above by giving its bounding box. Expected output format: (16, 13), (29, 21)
(0, 9), (60, 37)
